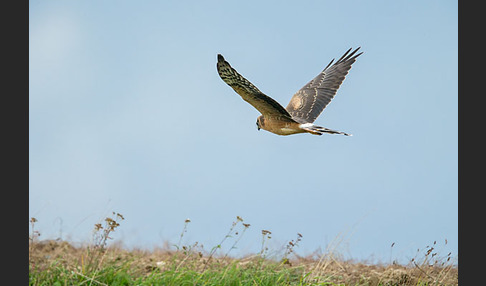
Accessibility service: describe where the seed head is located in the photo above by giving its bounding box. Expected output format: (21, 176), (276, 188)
(262, 230), (272, 236)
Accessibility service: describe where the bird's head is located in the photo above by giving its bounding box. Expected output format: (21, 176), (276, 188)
(256, 115), (264, 131)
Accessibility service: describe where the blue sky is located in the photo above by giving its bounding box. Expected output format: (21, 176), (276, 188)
(29, 0), (457, 263)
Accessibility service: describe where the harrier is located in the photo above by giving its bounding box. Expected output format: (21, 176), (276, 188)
(217, 47), (362, 136)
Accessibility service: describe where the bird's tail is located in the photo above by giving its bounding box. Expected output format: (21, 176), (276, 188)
(300, 123), (352, 136)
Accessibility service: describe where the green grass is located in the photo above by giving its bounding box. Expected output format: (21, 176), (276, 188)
(29, 214), (458, 286)
(29, 252), (307, 286)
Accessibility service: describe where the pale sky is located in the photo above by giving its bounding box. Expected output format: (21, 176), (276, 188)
(29, 0), (457, 263)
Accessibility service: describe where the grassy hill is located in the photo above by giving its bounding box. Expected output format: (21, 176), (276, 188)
(29, 215), (457, 285)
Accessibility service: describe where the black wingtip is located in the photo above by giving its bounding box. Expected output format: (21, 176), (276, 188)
(217, 54), (225, 62)
(336, 47), (363, 63)
(352, 47), (363, 56)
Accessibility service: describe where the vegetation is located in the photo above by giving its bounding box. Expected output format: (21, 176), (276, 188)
(29, 214), (457, 285)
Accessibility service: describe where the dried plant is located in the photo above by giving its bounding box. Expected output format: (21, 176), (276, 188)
(260, 229), (272, 259)
(281, 232), (303, 266)
(82, 212), (124, 275)
(203, 216), (246, 271)
(29, 217), (41, 267)
(409, 240), (457, 285)
(176, 218), (191, 250)
(224, 221), (250, 259)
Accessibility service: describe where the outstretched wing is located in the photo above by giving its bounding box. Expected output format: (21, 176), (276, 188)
(217, 54), (293, 119)
(286, 47), (362, 123)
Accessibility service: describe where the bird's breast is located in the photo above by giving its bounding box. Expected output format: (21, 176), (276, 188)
(260, 117), (305, 136)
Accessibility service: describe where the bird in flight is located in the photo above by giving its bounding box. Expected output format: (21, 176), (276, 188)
(217, 47), (362, 136)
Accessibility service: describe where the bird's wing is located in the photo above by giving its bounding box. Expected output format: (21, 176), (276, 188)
(285, 47), (362, 123)
(217, 54), (293, 119)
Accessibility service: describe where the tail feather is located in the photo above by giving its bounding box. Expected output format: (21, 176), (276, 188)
(300, 124), (351, 136)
